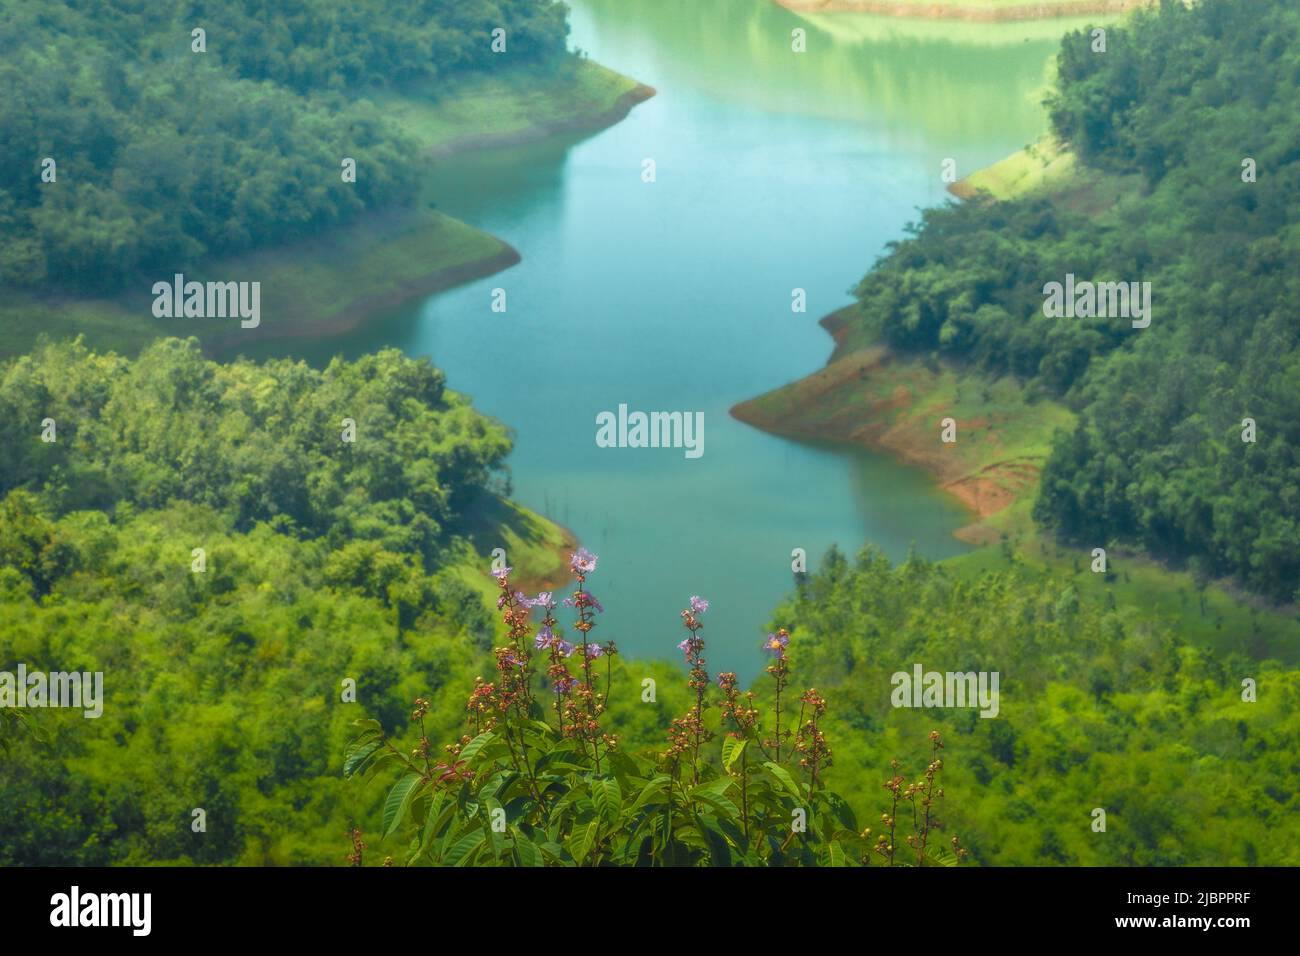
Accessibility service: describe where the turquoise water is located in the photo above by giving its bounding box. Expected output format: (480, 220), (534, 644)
(251, 1), (1074, 678)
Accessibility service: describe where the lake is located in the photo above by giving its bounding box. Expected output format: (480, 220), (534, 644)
(255, 0), (1092, 679)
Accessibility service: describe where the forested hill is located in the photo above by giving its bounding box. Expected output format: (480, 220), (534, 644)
(831, 0), (1300, 601)
(0, 338), (537, 864)
(775, 545), (1300, 865)
(4, 342), (1295, 865)
(0, 0), (570, 292)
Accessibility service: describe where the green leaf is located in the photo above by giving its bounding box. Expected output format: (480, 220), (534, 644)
(698, 816), (733, 866)
(692, 790), (740, 820)
(821, 791), (858, 833)
(692, 776), (734, 799)
(483, 797), (506, 858)
(478, 769), (514, 802)
(456, 730), (495, 764)
(382, 773), (423, 838)
(691, 777), (739, 819)
(527, 720), (559, 739)
(514, 833), (543, 867)
(629, 775), (671, 813)
(604, 748), (642, 784)
(763, 762), (805, 800)
(925, 844), (960, 867)
(592, 777), (622, 824)
(444, 830), (486, 866)
(721, 736), (747, 771)
(569, 819), (600, 865)
(827, 840), (845, 868)
(672, 824), (707, 851)
(343, 740), (382, 778)
(419, 793), (454, 856)
(550, 787), (584, 819)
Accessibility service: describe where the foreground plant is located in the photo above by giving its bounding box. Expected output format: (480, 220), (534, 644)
(344, 551), (963, 866)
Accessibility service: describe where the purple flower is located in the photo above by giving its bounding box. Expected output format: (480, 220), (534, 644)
(569, 548), (598, 575)
(527, 591), (553, 608)
(534, 625), (555, 650)
(763, 632), (789, 658)
(553, 676), (578, 694)
(689, 595), (709, 615)
(491, 566), (513, 581)
(585, 643), (604, 659)
(558, 640), (576, 658)
(562, 590), (603, 613)
(677, 637), (693, 656)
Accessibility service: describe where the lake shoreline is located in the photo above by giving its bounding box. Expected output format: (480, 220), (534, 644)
(774, 0), (1148, 21)
(730, 344), (987, 535)
(732, 136), (1102, 533)
(216, 66), (655, 352)
(730, 309), (1072, 544)
(206, 239), (523, 355)
(214, 75), (657, 352)
(2, 61), (652, 360)
(426, 82), (657, 158)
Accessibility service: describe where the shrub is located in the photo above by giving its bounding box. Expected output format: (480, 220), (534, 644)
(344, 550), (965, 867)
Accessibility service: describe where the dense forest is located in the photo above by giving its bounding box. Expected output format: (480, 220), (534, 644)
(342, 541), (1297, 866)
(780, 547), (1298, 865)
(2, 343), (1292, 865)
(343, 561), (969, 867)
(835, 0), (1300, 600)
(4, 0), (1298, 868)
(0, 339), (515, 863)
(0, 0), (570, 291)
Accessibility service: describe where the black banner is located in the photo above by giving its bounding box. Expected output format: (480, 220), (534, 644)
(0, 866), (1289, 941)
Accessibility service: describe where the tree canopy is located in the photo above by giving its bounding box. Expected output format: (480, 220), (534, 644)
(0, 0), (571, 291)
(840, 0), (1300, 600)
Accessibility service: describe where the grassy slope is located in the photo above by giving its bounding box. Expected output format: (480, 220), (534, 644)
(0, 60), (644, 359)
(732, 338), (1073, 542)
(735, 148), (1300, 663)
(949, 135), (1141, 211)
(950, 136), (1076, 199)
(0, 210), (514, 361)
(444, 493), (579, 606)
(777, 0), (1150, 20)
(375, 58), (646, 154)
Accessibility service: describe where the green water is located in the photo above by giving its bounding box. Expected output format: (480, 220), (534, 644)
(253, 1), (1088, 678)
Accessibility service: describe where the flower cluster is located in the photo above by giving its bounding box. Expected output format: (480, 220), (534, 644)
(762, 628), (792, 759)
(665, 595), (714, 783)
(474, 548), (621, 777)
(466, 677), (501, 735)
(717, 672), (759, 738)
(346, 826), (365, 867)
(794, 688), (832, 790)
(346, 552), (965, 867)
